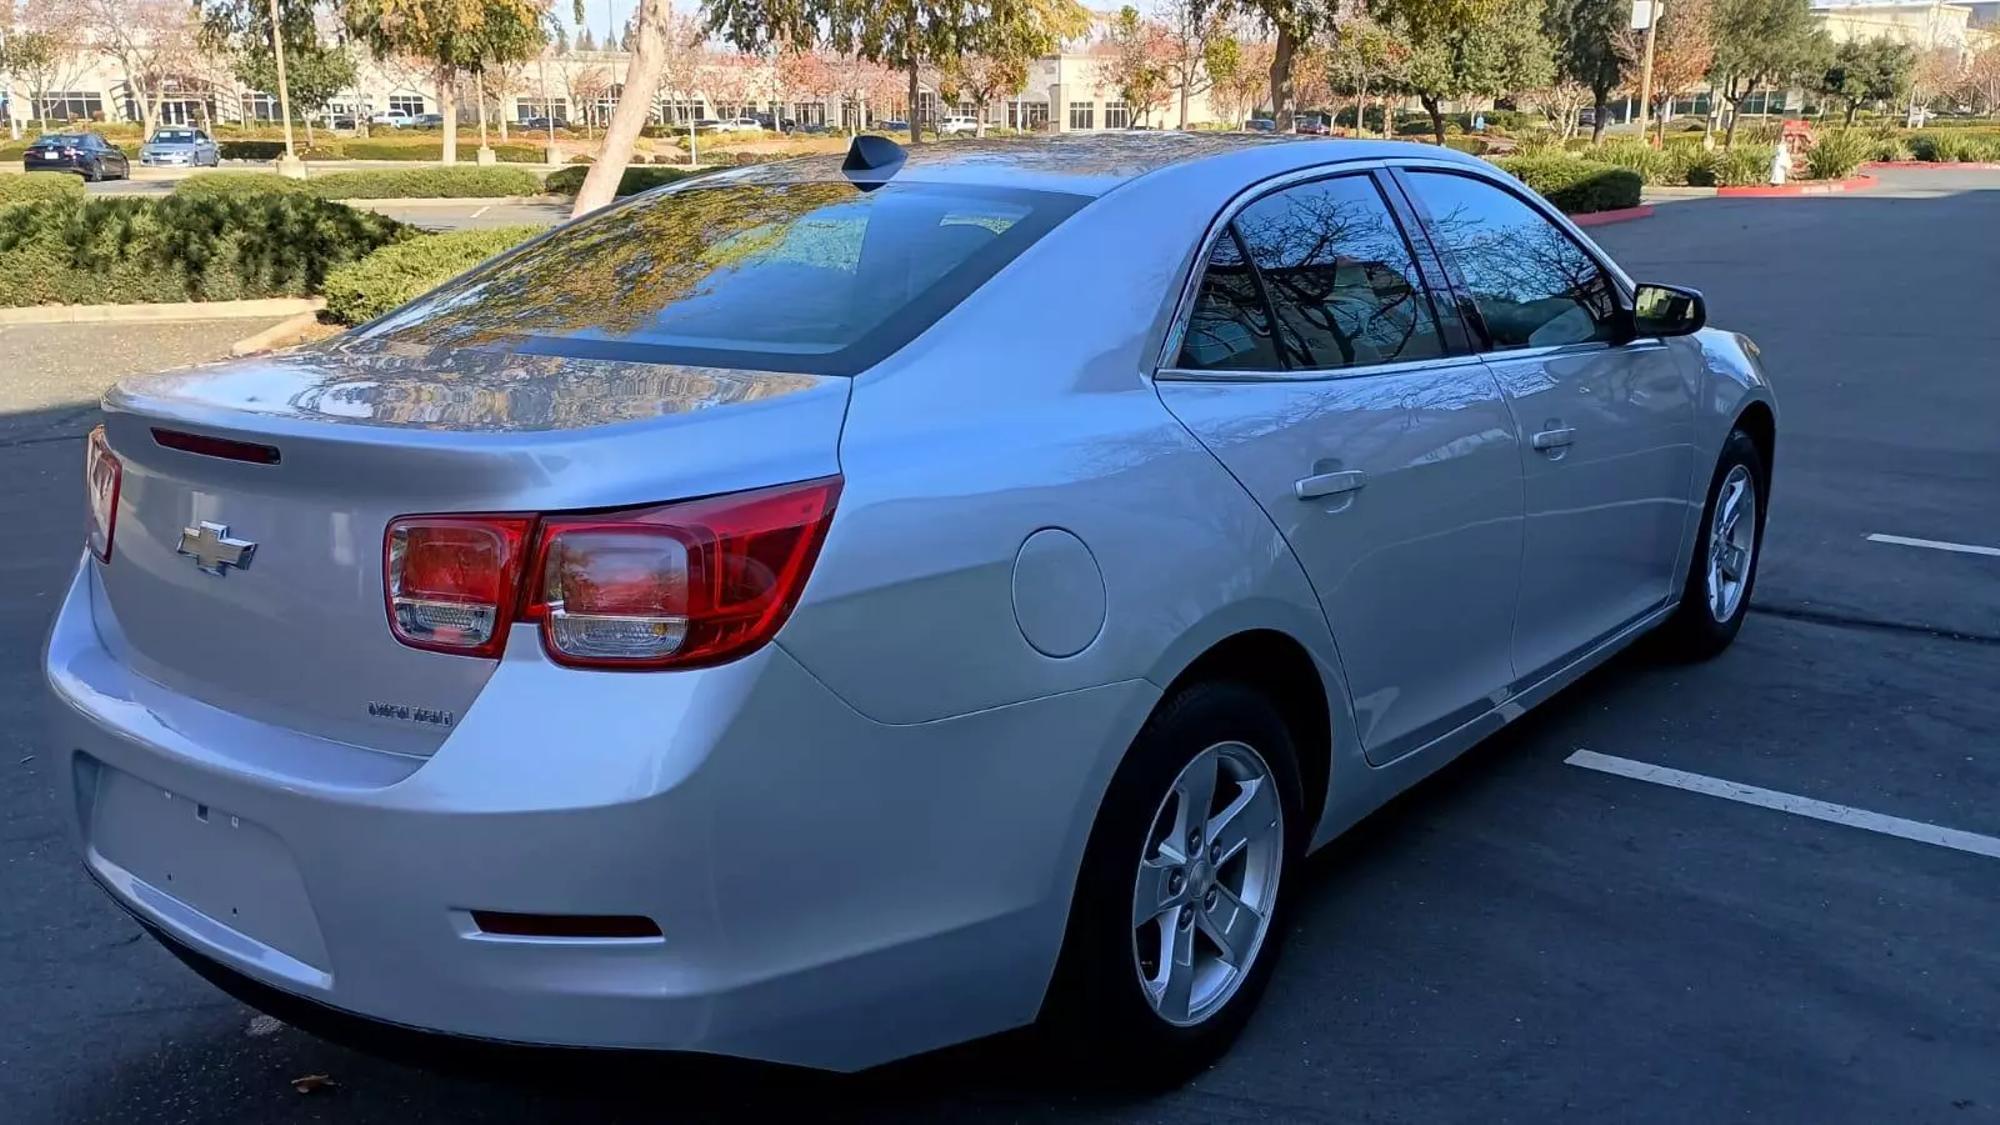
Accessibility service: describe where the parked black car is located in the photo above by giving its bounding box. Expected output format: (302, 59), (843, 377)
(519, 116), (568, 131)
(22, 132), (130, 180)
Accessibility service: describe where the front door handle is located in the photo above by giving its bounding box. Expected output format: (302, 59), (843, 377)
(1294, 469), (1368, 500)
(1531, 427), (1576, 451)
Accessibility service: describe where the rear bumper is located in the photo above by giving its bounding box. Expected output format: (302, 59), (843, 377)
(22, 156), (86, 173)
(46, 559), (1151, 1070)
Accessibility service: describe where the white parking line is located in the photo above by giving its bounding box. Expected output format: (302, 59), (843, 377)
(1865, 533), (2000, 558)
(1565, 750), (2000, 860)
(471, 205), (491, 218)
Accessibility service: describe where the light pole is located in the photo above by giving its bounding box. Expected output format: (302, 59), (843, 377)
(268, 0), (305, 176)
(1634, 0), (1661, 144)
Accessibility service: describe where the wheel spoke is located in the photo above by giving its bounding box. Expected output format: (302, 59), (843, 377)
(1198, 883), (1262, 968)
(1155, 913), (1197, 1022)
(1133, 856), (1183, 928)
(1172, 746), (1219, 847)
(1206, 777), (1278, 867)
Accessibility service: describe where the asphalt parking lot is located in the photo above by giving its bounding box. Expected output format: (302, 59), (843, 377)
(2, 166), (1996, 1123)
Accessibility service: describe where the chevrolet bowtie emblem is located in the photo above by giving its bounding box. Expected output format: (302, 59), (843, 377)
(177, 521), (256, 575)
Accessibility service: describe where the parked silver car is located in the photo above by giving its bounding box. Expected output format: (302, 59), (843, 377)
(48, 134), (1774, 1079)
(139, 126), (221, 167)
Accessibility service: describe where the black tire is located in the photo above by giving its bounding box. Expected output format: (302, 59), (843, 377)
(1040, 681), (1304, 1086)
(1655, 428), (1768, 660)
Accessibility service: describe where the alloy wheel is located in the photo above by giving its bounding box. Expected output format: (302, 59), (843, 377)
(1706, 464), (1757, 622)
(1131, 740), (1284, 1027)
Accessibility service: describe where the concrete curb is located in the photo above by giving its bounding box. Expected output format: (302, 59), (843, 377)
(1715, 175), (1879, 197)
(332, 194), (564, 207)
(1571, 205), (1656, 227)
(231, 310), (325, 356)
(0, 297), (324, 326)
(1862, 160), (2000, 172)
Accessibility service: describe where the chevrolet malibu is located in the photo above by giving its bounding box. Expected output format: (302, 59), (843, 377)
(47, 134), (1774, 1078)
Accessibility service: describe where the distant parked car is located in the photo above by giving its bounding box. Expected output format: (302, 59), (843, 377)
(882, 118), (910, 132)
(519, 115), (568, 131)
(1245, 118), (1277, 133)
(939, 114), (981, 136)
(140, 126), (220, 167)
(326, 113), (359, 131)
(22, 131), (129, 180)
(711, 116), (762, 133)
(1294, 115), (1331, 136)
(691, 117), (723, 132)
(411, 113), (446, 128)
(369, 111), (415, 128)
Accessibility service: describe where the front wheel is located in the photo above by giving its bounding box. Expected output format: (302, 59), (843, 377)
(1041, 681), (1303, 1085)
(1656, 428), (1768, 660)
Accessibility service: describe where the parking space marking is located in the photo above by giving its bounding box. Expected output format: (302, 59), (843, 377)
(1565, 750), (2000, 860)
(1866, 533), (2000, 558)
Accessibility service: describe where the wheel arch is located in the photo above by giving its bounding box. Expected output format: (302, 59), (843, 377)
(1734, 399), (1776, 476)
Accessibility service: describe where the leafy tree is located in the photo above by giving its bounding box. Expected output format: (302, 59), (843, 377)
(1155, 0), (1228, 129)
(1966, 43), (2000, 117)
(196, 0), (359, 142)
(1209, 31), (1273, 124)
(1615, 0), (1710, 143)
(340, 0), (549, 164)
(1544, 0), (1624, 143)
(1235, 0), (1342, 129)
(939, 1), (1088, 135)
(74, 0), (201, 137)
(1102, 5), (1173, 125)
(1327, 18), (1409, 136)
(1707, 0), (1827, 148)
(1390, 0), (1551, 145)
(1818, 35), (1913, 125)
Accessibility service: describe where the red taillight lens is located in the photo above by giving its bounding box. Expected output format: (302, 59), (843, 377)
(382, 478), (841, 669)
(85, 426), (121, 563)
(384, 517), (533, 658)
(522, 477), (843, 669)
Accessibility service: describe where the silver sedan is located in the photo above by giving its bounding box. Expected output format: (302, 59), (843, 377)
(138, 126), (221, 167)
(47, 134), (1773, 1080)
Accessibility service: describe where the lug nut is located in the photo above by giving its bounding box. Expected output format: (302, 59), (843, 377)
(1209, 842), (1221, 864)
(1179, 905), (1194, 928)
(1204, 888), (1219, 910)
(1167, 870), (1184, 895)
(1188, 828), (1202, 852)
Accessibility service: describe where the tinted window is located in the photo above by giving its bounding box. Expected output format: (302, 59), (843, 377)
(154, 129), (198, 143)
(353, 179), (1085, 376)
(1177, 230), (1283, 371)
(1231, 176), (1444, 370)
(1406, 172), (1622, 350)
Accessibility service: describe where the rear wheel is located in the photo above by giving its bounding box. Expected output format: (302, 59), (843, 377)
(1656, 428), (1767, 660)
(1042, 681), (1302, 1085)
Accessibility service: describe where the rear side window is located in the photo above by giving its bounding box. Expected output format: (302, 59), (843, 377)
(1404, 171), (1622, 350)
(1230, 176), (1445, 371)
(353, 179), (1086, 376)
(1178, 230), (1284, 372)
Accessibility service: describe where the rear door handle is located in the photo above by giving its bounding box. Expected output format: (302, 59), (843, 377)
(1294, 469), (1368, 500)
(1531, 427), (1576, 451)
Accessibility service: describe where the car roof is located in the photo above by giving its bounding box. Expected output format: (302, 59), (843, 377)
(734, 133), (1492, 197)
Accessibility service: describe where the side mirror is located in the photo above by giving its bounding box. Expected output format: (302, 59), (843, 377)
(1632, 283), (1706, 338)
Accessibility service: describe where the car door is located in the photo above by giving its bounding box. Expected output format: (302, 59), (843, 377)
(1155, 169), (1526, 765)
(1396, 168), (1698, 684)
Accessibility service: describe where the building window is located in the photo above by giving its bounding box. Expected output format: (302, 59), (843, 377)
(1103, 101), (1130, 130)
(39, 91), (104, 121)
(240, 91), (280, 122)
(916, 90), (937, 123)
(1009, 99), (1049, 131)
(1068, 101), (1094, 130)
(388, 94), (425, 117)
(518, 98), (564, 123)
(791, 102), (826, 127)
(658, 99), (700, 124)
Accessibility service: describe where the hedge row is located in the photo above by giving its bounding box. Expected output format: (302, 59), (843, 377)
(540, 163), (708, 197)
(0, 195), (406, 306)
(0, 171), (87, 205)
(207, 137), (548, 163)
(324, 226), (543, 324)
(1487, 156), (1643, 213)
(174, 166), (546, 200)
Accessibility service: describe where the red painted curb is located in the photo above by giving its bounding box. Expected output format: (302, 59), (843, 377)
(1570, 205), (1656, 226)
(1716, 174), (1879, 197)
(1863, 160), (2000, 171)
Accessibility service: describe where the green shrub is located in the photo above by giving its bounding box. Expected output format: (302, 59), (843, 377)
(306, 166), (542, 199)
(1512, 131), (1565, 156)
(0, 194), (406, 306)
(541, 163), (708, 197)
(172, 172), (317, 200)
(1865, 129), (1912, 162)
(339, 139), (546, 163)
(1910, 129), (2000, 162)
(1488, 156), (1643, 213)
(323, 226), (541, 324)
(1585, 140), (1673, 184)
(0, 171), (87, 205)
(1441, 136), (1486, 154)
(1662, 143), (1720, 186)
(1715, 144), (1776, 187)
(1806, 129), (1871, 180)
(218, 140), (294, 161)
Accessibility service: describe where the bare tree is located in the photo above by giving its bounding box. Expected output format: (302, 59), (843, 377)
(75, 0), (198, 135)
(1156, 0), (1226, 128)
(562, 60), (610, 138)
(12, 0), (92, 127)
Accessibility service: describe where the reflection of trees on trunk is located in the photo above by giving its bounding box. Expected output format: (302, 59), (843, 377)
(355, 181), (858, 352)
(1230, 180), (1439, 371)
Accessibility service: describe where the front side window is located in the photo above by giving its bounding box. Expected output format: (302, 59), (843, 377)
(1405, 171), (1622, 350)
(351, 179), (1085, 376)
(1230, 176), (1445, 370)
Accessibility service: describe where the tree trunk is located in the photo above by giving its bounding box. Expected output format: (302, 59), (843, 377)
(1384, 96), (1394, 138)
(1270, 24), (1297, 130)
(1724, 82), (1749, 151)
(1421, 94), (1444, 146)
(1844, 101), (1858, 125)
(906, 56), (921, 143)
(132, 75), (157, 137)
(572, 0), (669, 217)
(1591, 89), (1608, 144)
(440, 70), (458, 163)
(1179, 83), (1189, 129)
(476, 72), (490, 151)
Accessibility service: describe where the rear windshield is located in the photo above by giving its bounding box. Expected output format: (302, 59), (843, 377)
(152, 129), (198, 143)
(351, 177), (1086, 375)
(34, 134), (84, 147)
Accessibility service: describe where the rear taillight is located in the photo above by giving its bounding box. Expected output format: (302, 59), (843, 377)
(383, 477), (840, 670)
(85, 426), (121, 563)
(384, 517), (533, 658)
